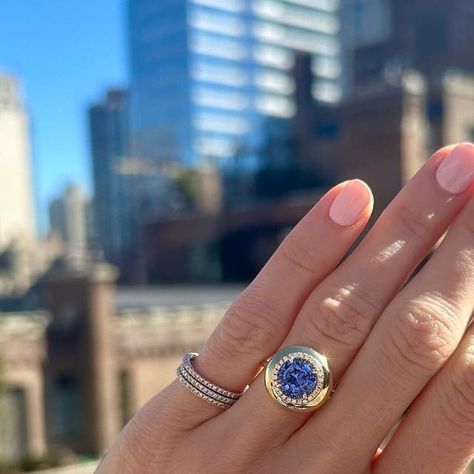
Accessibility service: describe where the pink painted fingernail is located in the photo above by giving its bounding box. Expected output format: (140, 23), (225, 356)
(329, 179), (373, 226)
(436, 143), (474, 194)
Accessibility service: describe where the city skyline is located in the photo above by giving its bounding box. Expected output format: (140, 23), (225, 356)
(0, 0), (386, 236)
(0, 0), (126, 232)
(0, 0), (356, 235)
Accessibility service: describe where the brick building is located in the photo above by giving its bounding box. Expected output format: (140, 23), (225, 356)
(0, 263), (241, 461)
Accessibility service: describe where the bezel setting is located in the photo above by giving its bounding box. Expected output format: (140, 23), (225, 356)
(264, 345), (332, 412)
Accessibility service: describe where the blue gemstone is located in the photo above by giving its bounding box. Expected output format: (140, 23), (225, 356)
(277, 358), (317, 398)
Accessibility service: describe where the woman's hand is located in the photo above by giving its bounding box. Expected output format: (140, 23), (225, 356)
(97, 143), (474, 474)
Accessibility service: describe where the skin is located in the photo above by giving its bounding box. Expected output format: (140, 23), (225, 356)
(98, 144), (474, 474)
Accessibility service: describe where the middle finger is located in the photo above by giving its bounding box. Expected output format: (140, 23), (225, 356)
(291, 143), (474, 473)
(225, 143), (474, 448)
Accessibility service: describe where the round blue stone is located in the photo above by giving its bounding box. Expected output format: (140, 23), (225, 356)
(277, 358), (317, 398)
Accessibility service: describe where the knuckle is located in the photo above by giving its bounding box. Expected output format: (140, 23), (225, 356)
(280, 233), (329, 275)
(389, 203), (432, 242)
(441, 347), (474, 435)
(308, 284), (376, 348)
(451, 348), (474, 413)
(389, 299), (456, 374)
(215, 291), (283, 358)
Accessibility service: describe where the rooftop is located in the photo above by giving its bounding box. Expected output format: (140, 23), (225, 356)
(115, 285), (245, 312)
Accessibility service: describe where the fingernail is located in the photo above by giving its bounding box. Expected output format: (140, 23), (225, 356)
(436, 143), (474, 194)
(329, 179), (372, 226)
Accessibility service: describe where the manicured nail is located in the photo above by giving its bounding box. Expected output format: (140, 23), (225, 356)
(329, 179), (372, 226)
(436, 143), (474, 194)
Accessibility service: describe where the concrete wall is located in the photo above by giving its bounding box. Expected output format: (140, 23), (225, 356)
(0, 313), (48, 460)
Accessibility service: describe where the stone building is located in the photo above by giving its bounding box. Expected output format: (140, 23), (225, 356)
(0, 263), (242, 462)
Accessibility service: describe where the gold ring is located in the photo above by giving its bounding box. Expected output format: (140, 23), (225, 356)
(264, 345), (333, 412)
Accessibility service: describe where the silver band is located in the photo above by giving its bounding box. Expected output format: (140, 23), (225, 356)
(177, 353), (243, 409)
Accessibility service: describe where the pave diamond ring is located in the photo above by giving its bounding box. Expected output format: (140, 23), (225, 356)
(264, 345), (333, 412)
(177, 353), (243, 409)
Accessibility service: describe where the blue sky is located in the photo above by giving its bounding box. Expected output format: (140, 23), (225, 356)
(0, 0), (127, 232)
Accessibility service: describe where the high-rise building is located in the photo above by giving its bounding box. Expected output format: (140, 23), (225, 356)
(127, 0), (343, 167)
(49, 183), (90, 254)
(88, 89), (131, 261)
(341, 0), (391, 49)
(340, 0), (391, 94)
(353, 0), (474, 90)
(0, 74), (36, 248)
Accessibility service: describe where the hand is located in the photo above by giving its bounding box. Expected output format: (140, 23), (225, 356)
(97, 144), (474, 474)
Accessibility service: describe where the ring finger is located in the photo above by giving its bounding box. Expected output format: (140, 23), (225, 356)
(158, 180), (373, 424)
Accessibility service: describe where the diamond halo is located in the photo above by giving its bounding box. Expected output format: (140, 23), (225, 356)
(264, 345), (332, 412)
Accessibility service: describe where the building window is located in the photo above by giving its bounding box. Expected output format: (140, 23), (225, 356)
(192, 62), (248, 87)
(253, 21), (340, 56)
(188, 9), (246, 37)
(254, 70), (295, 95)
(190, 0), (245, 13)
(191, 87), (250, 111)
(193, 113), (249, 135)
(253, 0), (339, 34)
(312, 81), (342, 103)
(253, 45), (294, 70)
(255, 94), (296, 118)
(312, 56), (341, 79)
(190, 36), (247, 61)
(283, 0), (339, 13)
(0, 387), (27, 462)
(52, 375), (81, 444)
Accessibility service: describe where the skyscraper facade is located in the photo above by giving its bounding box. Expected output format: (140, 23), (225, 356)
(88, 89), (131, 261)
(0, 74), (36, 249)
(340, 0), (391, 95)
(49, 183), (90, 254)
(352, 0), (474, 90)
(341, 0), (390, 48)
(128, 0), (342, 167)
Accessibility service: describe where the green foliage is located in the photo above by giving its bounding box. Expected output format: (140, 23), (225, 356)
(172, 168), (196, 206)
(0, 453), (62, 473)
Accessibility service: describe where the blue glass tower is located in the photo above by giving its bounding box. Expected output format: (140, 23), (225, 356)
(88, 89), (131, 260)
(128, 0), (342, 167)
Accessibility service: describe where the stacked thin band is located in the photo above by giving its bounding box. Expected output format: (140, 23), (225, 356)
(177, 353), (243, 409)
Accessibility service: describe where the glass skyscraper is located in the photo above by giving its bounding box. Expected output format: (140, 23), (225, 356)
(88, 89), (131, 260)
(128, 0), (342, 167)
